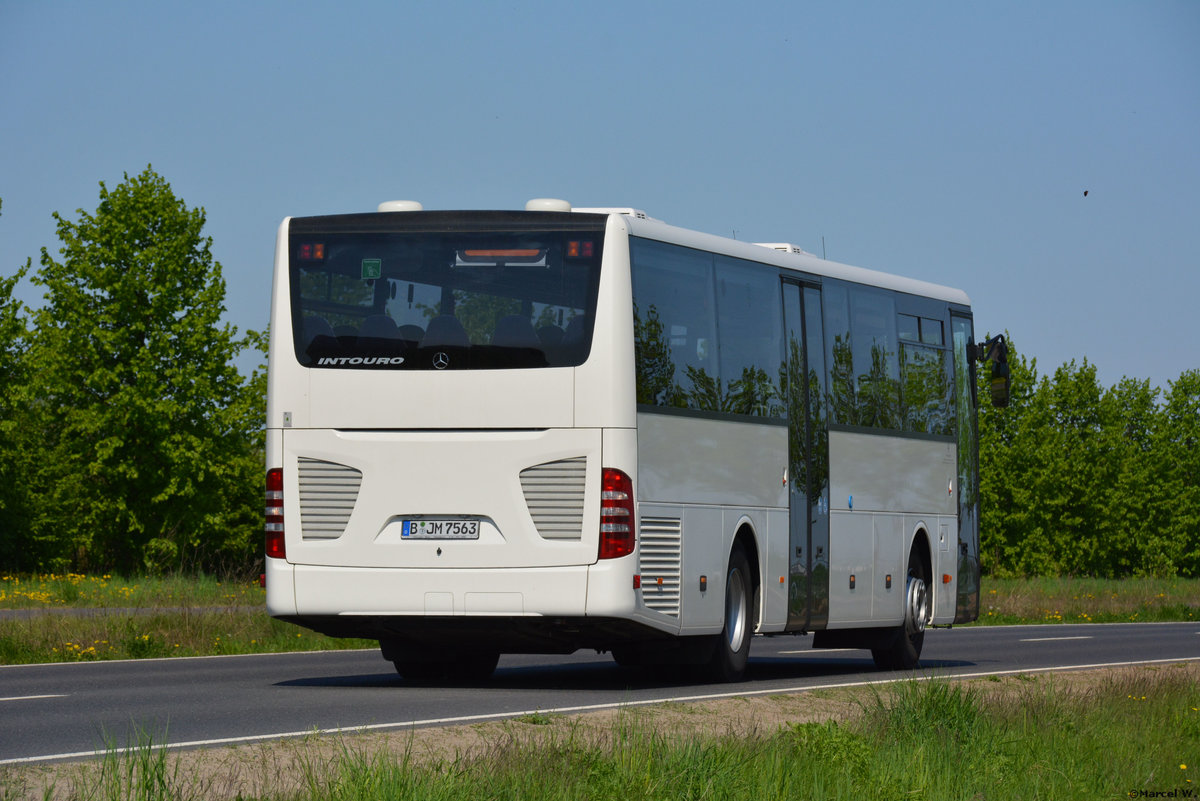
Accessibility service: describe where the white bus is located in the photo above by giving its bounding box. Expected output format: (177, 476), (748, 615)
(264, 199), (1001, 681)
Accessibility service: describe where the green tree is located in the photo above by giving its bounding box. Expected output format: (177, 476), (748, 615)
(976, 335), (1046, 576)
(1095, 377), (1161, 576)
(26, 167), (262, 573)
(0, 198), (34, 567)
(1149, 369), (1200, 575)
(1038, 359), (1108, 574)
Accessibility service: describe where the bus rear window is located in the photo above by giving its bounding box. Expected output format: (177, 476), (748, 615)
(289, 217), (604, 370)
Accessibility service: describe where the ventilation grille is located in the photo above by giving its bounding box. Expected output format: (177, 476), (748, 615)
(639, 517), (682, 617)
(519, 456), (587, 541)
(297, 457), (363, 541)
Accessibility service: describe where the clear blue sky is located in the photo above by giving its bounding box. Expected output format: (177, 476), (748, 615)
(2, 1), (1197, 391)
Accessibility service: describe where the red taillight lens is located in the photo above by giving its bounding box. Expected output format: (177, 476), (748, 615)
(265, 468), (285, 559)
(599, 467), (635, 560)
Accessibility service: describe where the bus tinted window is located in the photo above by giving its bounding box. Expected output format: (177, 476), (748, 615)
(289, 223), (603, 370)
(850, 287), (900, 429)
(631, 239), (783, 418)
(900, 343), (952, 434)
(715, 256), (783, 416)
(631, 239), (718, 410)
(824, 283), (856, 426)
(824, 282), (953, 437)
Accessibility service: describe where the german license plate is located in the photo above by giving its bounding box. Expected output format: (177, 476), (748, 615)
(401, 518), (479, 540)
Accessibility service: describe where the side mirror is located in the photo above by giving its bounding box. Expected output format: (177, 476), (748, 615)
(978, 334), (1010, 408)
(989, 359), (1010, 408)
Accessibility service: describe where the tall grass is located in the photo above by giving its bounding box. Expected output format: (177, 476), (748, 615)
(0, 573), (263, 609)
(2, 574), (1197, 665)
(977, 575), (1200, 624)
(0, 609), (374, 665)
(7, 665), (1196, 800)
(0, 574), (374, 664)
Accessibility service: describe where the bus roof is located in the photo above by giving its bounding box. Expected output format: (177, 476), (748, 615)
(614, 211), (972, 308)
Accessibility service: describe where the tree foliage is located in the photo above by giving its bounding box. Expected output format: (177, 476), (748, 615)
(978, 336), (1199, 577)
(1, 178), (1196, 578)
(3, 169), (265, 574)
(0, 198), (34, 564)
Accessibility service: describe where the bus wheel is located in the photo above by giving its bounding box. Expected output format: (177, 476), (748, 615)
(707, 545), (754, 682)
(872, 549), (928, 670)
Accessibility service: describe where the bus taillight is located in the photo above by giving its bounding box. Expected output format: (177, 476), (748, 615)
(599, 468), (635, 560)
(265, 468), (285, 559)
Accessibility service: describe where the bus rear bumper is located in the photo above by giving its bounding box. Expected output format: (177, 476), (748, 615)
(282, 563), (593, 617)
(268, 561), (676, 652)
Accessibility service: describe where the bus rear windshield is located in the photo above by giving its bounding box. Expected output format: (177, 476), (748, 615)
(289, 213), (605, 370)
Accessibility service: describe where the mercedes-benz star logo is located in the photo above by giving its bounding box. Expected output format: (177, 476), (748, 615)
(432, 352), (450, 370)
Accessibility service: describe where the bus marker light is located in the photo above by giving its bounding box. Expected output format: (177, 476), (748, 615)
(633, 575), (641, 589)
(699, 575), (707, 592)
(567, 240), (594, 258)
(943, 574), (952, 584)
(656, 576), (663, 586)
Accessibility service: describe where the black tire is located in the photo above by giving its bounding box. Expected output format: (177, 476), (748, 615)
(872, 548), (928, 670)
(707, 545), (755, 682)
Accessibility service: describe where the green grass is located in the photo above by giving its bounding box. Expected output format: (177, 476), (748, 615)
(974, 575), (1200, 625)
(0, 573), (373, 665)
(0, 609), (373, 665)
(5, 665), (1196, 800)
(0, 572), (263, 608)
(1, 573), (1198, 665)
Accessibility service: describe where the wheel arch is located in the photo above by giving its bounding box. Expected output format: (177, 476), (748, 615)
(731, 518), (761, 591)
(908, 524), (934, 625)
(731, 517), (762, 630)
(910, 524), (932, 585)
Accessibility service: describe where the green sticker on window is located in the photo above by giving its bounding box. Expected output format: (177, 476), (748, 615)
(361, 258), (382, 279)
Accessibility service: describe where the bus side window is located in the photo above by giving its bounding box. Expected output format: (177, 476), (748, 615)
(714, 256), (783, 417)
(631, 238), (718, 411)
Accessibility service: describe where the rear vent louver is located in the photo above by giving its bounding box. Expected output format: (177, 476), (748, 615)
(639, 517), (682, 617)
(297, 457), (363, 541)
(519, 456), (587, 541)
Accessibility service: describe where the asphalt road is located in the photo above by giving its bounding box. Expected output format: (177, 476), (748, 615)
(2, 622), (1197, 765)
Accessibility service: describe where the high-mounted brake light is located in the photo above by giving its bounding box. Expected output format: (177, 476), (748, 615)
(463, 249), (541, 258)
(599, 468), (635, 560)
(265, 468), (285, 559)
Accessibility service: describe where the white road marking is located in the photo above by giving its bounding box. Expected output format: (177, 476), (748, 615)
(1019, 636), (1094, 643)
(0, 695), (68, 702)
(4, 656), (1197, 766)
